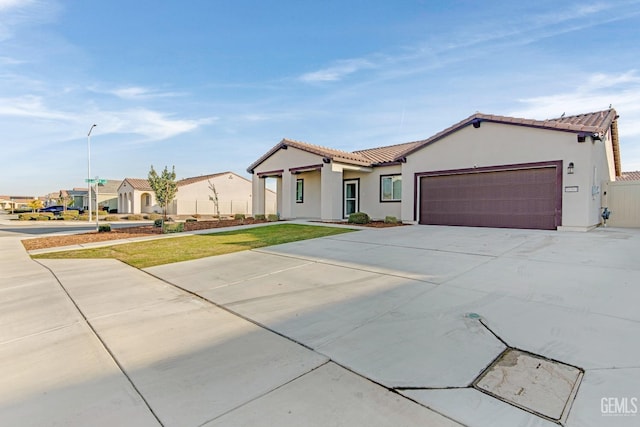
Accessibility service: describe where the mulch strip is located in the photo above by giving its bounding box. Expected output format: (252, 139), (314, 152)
(22, 219), (268, 251)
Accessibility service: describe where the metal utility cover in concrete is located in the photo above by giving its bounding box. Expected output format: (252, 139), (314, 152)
(474, 349), (583, 423)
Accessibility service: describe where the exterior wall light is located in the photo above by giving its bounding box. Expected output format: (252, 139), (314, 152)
(568, 162), (575, 174)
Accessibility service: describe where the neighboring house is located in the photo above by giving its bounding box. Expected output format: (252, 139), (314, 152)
(0, 195), (38, 211)
(118, 171), (276, 216)
(248, 109), (622, 231)
(93, 180), (122, 212)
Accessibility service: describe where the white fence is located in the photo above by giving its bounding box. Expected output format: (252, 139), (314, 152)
(604, 181), (640, 228)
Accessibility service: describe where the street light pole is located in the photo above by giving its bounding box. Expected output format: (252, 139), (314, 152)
(87, 124), (97, 222)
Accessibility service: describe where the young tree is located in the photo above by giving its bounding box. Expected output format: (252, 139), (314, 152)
(208, 179), (220, 220)
(27, 199), (43, 213)
(148, 165), (178, 220)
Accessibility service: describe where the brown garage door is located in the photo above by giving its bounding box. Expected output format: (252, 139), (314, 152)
(419, 165), (561, 230)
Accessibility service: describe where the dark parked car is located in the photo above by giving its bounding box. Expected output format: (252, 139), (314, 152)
(39, 205), (84, 215)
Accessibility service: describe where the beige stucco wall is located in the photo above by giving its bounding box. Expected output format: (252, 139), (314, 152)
(402, 122), (613, 230)
(174, 173), (259, 215)
(344, 164), (402, 220)
(292, 170), (321, 218)
(252, 146), (327, 219)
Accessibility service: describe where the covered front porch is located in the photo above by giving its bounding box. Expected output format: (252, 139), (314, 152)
(252, 161), (371, 221)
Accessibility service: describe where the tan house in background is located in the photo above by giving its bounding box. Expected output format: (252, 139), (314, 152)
(249, 109), (622, 231)
(118, 171), (276, 216)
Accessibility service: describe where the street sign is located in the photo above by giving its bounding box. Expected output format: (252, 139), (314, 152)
(85, 178), (108, 185)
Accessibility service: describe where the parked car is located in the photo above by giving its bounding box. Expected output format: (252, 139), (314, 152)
(39, 205), (84, 215)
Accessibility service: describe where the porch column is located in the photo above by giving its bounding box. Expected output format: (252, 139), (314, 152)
(320, 163), (343, 221)
(280, 172), (294, 219)
(251, 174), (266, 217)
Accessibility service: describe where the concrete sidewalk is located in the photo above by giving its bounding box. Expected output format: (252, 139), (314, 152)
(1, 226), (459, 427)
(3, 222), (640, 426)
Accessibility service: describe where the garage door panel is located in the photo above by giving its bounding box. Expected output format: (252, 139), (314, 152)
(419, 166), (560, 230)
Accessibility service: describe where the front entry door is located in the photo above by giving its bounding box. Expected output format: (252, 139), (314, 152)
(344, 179), (359, 217)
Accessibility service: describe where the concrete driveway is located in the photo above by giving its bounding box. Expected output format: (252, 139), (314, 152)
(2, 222), (639, 426)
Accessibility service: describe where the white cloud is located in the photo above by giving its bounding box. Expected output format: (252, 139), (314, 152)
(0, 95), (73, 120)
(107, 86), (184, 100)
(0, 0), (29, 11)
(299, 58), (376, 82)
(511, 70), (640, 127)
(98, 109), (217, 141)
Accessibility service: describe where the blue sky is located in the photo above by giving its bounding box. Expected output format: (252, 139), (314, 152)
(2, 0), (640, 196)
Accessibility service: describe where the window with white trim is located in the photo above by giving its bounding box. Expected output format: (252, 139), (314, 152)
(296, 179), (304, 203)
(381, 175), (401, 201)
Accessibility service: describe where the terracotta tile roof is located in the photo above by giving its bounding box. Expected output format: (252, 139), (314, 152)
(354, 141), (423, 164)
(397, 109), (621, 176)
(618, 171), (640, 181)
(122, 178), (153, 191)
(247, 138), (373, 172)
(249, 109), (622, 175)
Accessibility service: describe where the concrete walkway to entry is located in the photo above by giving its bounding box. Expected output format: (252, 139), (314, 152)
(2, 221), (640, 426)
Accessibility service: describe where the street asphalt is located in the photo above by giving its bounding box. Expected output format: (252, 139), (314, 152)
(1, 213), (639, 426)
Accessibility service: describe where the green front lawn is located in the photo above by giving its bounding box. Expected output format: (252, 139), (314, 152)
(33, 224), (355, 268)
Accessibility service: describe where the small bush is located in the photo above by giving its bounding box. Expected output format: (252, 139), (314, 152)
(254, 214), (266, 221)
(154, 218), (164, 227)
(147, 213), (163, 221)
(97, 210), (108, 216)
(36, 215), (51, 221)
(78, 213), (89, 221)
(384, 216), (399, 224)
(60, 214), (78, 221)
(18, 213), (38, 221)
(163, 222), (184, 233)
(104, 215), (120, 221)
(98, 224), (111, 233)
(234, 213), (246, 220)
(267, 214), (279, 222)
(246, 216), (254, 221)
(126, 214), (144, 220)
(348, 212), (370, 224)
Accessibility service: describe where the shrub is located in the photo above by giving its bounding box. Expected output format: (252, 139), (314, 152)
(126, 214), (144, 220)
(154, 218), (164, 227)
(97, 210), (108, 216)
(78, 213), (89, 221)
(36, 215), (51, 221)
(60, 214), (78, 221)
(267, 214), (279, 222)
(254, 214), (266, 221)
(18, 213), (38, 221)
(147, 213), (163, 221)
(234, 213), (246, 220)
(246, 216), (254, 221)
(98, 224), (111, 233)
(384, 216), (399, 224)
(163, 222), (184, 233)
(105, 216), (120, 221)
(348, 212), (370, 224)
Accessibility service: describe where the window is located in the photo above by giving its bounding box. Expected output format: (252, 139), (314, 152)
(296, 179), (304, 203)
(381, 175), (401, 201)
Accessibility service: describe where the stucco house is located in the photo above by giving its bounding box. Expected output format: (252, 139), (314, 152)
(118, 171), (276, 216)
(248, 109), (621, 231)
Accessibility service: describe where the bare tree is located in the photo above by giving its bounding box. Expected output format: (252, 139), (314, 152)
(208, 179), (220, 220)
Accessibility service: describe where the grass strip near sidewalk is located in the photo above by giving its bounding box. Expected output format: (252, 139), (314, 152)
(32, 224), (355, 268)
